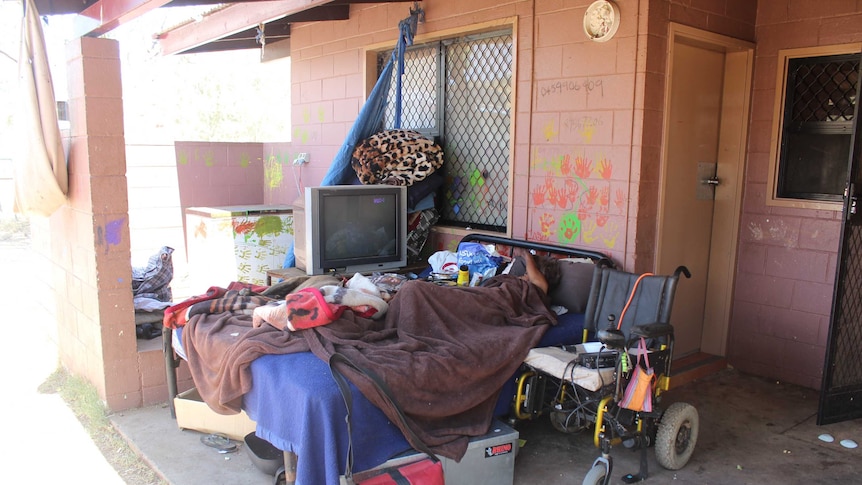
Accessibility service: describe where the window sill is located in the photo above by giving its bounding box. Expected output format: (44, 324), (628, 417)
(766, 196), (842, 212)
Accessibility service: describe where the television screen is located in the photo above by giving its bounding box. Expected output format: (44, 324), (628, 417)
(321, 191), (399, 262)
(298, 185), (407, 275)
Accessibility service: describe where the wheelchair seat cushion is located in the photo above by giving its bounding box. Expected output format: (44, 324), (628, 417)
(524, 347), (616, 392)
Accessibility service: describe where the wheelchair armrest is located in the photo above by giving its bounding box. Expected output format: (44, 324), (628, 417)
(630, 323), (674, 339)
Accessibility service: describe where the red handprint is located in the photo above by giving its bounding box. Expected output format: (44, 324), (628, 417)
(575, 156), (593, 179)
(556, 186), (570, 209)
(598, 158), (612, 180)
(560, 154), (573, 176)
(565, 179), (580, 204)
(578, 205), (590, 222)
(586, 185), (599, 205)
(531, 184), (547, 206)
(615, 188), (626, 213)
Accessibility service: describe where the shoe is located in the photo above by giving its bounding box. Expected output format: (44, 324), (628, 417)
(136, 323), (160, 340)
(200, 433), (237, 452)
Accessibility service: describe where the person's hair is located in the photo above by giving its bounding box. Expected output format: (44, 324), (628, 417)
(535, 255), (562, 292)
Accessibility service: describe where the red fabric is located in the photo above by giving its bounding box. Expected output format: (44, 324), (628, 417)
(359, 458), (443, 485)
(227, 280), (269, 294)
(162, 286), (227, 329)
(285, 288), (346, 330)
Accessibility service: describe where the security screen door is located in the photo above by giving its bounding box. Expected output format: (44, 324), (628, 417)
(818, 54), (862, 425)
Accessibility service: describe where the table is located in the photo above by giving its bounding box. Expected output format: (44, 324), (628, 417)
(266, 262), (430, 286)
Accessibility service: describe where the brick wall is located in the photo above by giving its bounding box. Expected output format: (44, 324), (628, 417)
(31, 36), (142, 410)
(727, 2), (862, 389)
(285, 0), (756, 271)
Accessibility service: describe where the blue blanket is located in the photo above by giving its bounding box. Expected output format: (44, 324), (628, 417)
(245, 353), (409, 485)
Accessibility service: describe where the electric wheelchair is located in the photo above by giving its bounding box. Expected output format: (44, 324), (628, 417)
(513, 262), (697, 485)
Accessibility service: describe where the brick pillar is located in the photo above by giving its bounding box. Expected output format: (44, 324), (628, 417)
(35, 36), (140, 411)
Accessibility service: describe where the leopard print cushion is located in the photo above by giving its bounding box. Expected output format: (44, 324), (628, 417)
(351, 129), (444, 186)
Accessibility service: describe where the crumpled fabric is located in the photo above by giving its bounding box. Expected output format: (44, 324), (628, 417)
(132, 246), (174, 307)
(350, 129), (444, 186)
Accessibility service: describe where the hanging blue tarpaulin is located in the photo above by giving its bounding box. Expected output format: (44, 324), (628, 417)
(283, 9), (420, 268)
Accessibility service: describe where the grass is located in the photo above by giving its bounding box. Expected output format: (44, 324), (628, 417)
(39, 368), (167, 485)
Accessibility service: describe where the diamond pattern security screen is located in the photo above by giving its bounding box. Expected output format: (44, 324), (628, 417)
(378, 30), (513, 231)
(820, 193), (862, 423)
(830, 221), (862, 389)
(778, 54), (859, 201)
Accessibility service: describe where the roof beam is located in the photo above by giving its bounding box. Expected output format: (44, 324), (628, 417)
(179, 17), (292, 54)
(34, 0), (99, 16)
(157, 0), (340, 56)
(73, 0), (174, 37)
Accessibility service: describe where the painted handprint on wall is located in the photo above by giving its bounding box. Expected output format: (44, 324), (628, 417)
(531, 184), (548, 206)
(560, 154), (573, 176)
(602, 221), (620, 248)
(575, 156), (593, 179)
(582, 220), (598, 243)
(615, 188), (626, 213)
(598, 158), (612, 179)
(557, 213), (582, 244)
(540, 213), (556, 237)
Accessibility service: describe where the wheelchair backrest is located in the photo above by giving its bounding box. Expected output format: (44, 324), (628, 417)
(583, 263), (684, 339)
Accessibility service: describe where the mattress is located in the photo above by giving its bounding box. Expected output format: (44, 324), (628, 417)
(171, 310), (585, 484)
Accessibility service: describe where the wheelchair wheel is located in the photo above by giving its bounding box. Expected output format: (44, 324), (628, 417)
(582, 462), (607, 485)
(655, 401), (699, 470)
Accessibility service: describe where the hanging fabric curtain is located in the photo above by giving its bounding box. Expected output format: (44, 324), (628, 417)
(13, 0), (69, 216)
(283, 9), (420, 267)
(318, 10), (419, 186)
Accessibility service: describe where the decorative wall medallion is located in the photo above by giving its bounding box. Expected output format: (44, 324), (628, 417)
(584, 0), (620, 42)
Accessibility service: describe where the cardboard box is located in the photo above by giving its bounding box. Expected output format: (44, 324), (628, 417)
(174, 388), (256, 441)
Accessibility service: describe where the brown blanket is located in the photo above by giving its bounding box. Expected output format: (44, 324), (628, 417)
(182, 274), (556, 460)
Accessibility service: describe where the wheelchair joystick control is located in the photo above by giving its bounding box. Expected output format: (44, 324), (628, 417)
(597, 314), (626, 349)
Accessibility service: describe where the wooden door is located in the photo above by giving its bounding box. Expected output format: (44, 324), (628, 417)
(657, 26), (754, 357)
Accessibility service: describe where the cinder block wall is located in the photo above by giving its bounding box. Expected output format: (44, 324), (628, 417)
(727, 2), (862, 389)
(30, 36), (142, 411)
(284, 0), (755, 271)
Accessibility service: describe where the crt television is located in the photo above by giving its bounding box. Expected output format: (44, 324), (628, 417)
(294, 184), (408, 275)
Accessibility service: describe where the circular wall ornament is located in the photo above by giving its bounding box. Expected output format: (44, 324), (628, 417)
(584, 0), (620, 42)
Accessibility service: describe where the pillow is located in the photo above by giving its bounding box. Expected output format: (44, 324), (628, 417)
(549, 259), (595, 314)
(507, 256), (595, 313)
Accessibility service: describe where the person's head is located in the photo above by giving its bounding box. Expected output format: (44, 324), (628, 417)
(535, 255), (562, 292)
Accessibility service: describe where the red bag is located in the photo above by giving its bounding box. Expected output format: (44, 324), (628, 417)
(354, 457), (443, 484)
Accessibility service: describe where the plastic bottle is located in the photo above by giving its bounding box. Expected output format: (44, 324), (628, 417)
(457, 265), (470, 286)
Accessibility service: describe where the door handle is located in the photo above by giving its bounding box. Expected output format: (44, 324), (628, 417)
(702, 176), (720, 186)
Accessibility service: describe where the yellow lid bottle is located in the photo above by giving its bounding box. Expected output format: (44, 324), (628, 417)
(457, 265), (470, 286)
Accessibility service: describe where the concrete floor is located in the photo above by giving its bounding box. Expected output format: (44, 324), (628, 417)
(1, 230), (126, 484)
(111, 368), (862, 485)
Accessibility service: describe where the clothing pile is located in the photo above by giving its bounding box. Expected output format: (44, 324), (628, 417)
(132, 246), (174, 339)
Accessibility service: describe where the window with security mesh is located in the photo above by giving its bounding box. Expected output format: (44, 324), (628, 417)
(378, 30), (513, 231)
(777, 53), (859, 201)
